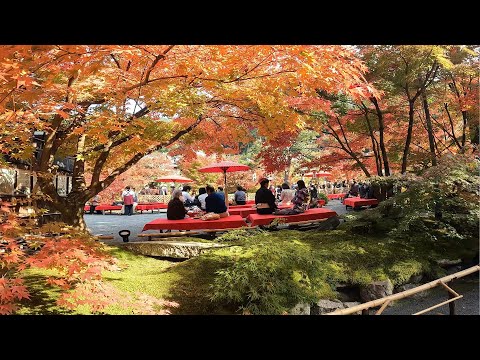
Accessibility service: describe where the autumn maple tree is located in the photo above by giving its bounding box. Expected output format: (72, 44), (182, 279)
(266, 46), (479, 181)
(0, 45), (373, 229)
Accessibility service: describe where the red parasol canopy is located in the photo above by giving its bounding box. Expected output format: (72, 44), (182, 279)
(155, 175), (193, 183)
(198, 161), (251, 206)
(198, 161), (250, 173)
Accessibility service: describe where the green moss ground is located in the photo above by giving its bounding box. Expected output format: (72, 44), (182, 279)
(17, 225), (477, 315)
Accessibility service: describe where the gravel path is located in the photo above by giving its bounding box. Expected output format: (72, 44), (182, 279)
(382, 275), (479, 315)
(84, 198), (349, 243)
(84, 210), (168, 243)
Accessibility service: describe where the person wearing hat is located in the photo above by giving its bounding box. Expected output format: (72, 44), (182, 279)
(255, 178), (277, 214)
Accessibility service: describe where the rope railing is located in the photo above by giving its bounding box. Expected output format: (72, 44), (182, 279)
(325, 265), (480, 315)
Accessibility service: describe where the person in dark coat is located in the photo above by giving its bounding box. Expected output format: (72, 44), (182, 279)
(167, 190), (188, 220)
(205, 185), (229, 217)
(255, 178), (277, 214)
(346, 181), (359, 198)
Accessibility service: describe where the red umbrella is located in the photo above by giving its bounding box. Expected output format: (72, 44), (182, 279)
(155, 175), (193, 183)
(155, 175), (193, 194)
(198, 161), (251, 206)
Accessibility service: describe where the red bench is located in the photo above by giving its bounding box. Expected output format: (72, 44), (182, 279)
(228, 204), (256, 209)
(245, 207), (338, 227)
(136, 203), (168, 213)
(95, 204), (123, 214)
(343, 197), (378, 209)
(142, 215), (247, 231)
(327, 193), (347, 200)
(228, 204), (292, 218)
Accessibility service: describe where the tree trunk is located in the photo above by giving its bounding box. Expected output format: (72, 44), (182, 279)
(352, 153), (371, 177)
(471, 122), (479, 151)
(401, 101), (415, 173)
(284, 157), (292, 183)
(57, 202), (88, 232)
(461, 110), (468, 152)
(421, 88), (437, 166)
(363, 106), (382, 176)
(33, 179), (89, 232)
(370, 97), (390, 176)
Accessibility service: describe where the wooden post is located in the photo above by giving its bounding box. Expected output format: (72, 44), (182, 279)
(448, 292), (456, 315)
(224, 170), (228, 207)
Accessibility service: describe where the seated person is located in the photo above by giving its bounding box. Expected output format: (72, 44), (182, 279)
(205, 185), (229, 218)
(89, 195), (101, 214)
(167, 190), (188, 220)
(279, 183), (295, 206)
(182, 185), (196, 207)
(234, 185), (247, 205)
(217, 187), (225, 201)
(359, 182), (368, 199)
(255, 178), (277, 215)
(196, 187), (208, 210)
(366, 184), (375, 199)
(274, 180), (310, 215)
(346, 181), (359, 198)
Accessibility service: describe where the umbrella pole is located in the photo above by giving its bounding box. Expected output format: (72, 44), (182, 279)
(224, 170), (228, 207)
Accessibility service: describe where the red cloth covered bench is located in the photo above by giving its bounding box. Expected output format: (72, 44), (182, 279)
(228, 204), (291, 218)
(245, 207), (338, 227)
(95, 204), (123, 214)
(228, 204), (256, 209)
(343, 197), (378, 209)
(136, 203), (168, 213)
(142, 215), (247, 231)
(327, 193), (347, 200)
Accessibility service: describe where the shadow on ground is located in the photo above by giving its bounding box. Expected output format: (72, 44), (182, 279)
(19, 274), (73, 315)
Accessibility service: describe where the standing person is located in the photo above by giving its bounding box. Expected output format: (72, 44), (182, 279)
(89, 194), (100, 214)
(234, 185), (247, 205)
(274, 180), (310, 215)
(132, 187), (139, 213)
(309, 183), (318, 200)
(122, 186), (135, 216)
(167, 190), (188, 220)
(205, 185), (229, 218)
(255, 178), (277, 215)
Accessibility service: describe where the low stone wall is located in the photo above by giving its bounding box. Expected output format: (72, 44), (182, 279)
(119, 240), (226, 259)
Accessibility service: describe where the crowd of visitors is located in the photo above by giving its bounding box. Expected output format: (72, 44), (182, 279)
(84, 176), (377, 218)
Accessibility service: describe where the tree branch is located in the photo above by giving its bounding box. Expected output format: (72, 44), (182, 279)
(91, 115), (204, 193)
